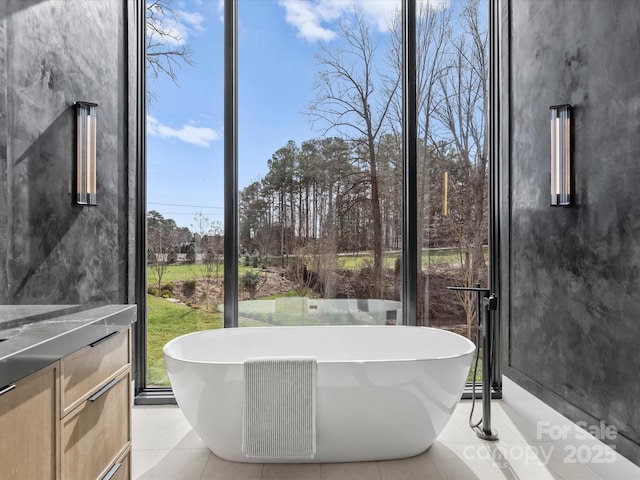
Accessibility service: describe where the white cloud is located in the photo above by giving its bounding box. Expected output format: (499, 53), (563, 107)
(278, 0), (449, 42)
(278, 0), (401, 42)
(146, 4), (205, 46)
(177, 9), (205, 33)
(278, 0), (341, 42)
(218, 0), (225, 22)
(147, 115), (220, 148)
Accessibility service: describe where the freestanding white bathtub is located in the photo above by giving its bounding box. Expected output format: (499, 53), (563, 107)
(164, 325), (475, 463)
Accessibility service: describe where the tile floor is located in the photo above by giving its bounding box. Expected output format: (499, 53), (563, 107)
(132, 378), (640, 479)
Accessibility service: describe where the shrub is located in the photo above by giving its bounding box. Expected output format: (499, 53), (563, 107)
(167, 246), (178, 264)
(242, 270), (261, 287)
(242, 270), (261, 299)
(147, 286), (159, 296)
(185, 243), (196, 264)
(243, 250), (264, 268)
(161, 282), (175, 296)
(182, 279), (197, 298)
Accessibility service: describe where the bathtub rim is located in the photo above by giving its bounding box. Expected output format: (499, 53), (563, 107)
(163, 325), (476, 366)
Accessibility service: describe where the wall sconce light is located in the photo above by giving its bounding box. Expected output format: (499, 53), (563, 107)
(550, 104), (572, 206)
(76, 101), (98, 205)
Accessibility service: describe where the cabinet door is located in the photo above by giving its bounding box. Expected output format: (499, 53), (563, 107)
(0, 362), (58, 480)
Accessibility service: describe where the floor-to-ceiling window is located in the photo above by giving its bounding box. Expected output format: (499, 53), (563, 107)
(415, 0), (490, 386)
(138, 0), (490, 395)
(143, 0), (224, 387)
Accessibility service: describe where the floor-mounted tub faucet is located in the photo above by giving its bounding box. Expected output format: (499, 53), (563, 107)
(447, 285), (499, 441)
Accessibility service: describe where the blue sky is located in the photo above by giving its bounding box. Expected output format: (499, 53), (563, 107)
(146, 0), (407, 229)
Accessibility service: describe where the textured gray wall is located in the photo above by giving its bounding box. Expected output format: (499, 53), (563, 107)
(502, 0), (640, 464)
(0, 0), (137, 305)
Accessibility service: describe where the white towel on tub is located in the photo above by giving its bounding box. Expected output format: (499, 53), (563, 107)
(242, 356), (317, 459)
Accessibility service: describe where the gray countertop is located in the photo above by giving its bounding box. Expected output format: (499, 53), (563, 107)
(0, 304), (137, 388)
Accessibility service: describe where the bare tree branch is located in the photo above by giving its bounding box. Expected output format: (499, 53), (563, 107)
(146, 0), (195, 101)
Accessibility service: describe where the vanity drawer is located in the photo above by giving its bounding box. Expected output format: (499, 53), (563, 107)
(61, 328), (130, 415)
(102, 448), (131, 480)
(61, 370), (130, 480)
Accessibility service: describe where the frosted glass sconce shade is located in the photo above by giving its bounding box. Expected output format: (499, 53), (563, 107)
(550, 104), (571, 206)
(76, 101), (98, 205)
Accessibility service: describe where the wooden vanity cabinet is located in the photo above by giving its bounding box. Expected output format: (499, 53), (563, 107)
(0, 327), (132, 480)
(0, 362), (59, 480)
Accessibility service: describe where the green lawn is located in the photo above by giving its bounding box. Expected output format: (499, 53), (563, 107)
(147, 263), (213, 285)
(335, 248), (470, 270)
(468, 352), (483, 382)
(146, 263), (260, 286)
(147, 294), (223, 386)
(423, 248), (467, 267)
(147, 294), (282, 386)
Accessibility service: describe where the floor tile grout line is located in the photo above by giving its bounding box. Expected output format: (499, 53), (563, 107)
(429, 451), (447, 480)
(194, 451), (209, 480)
(374, 461), (383, 480)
